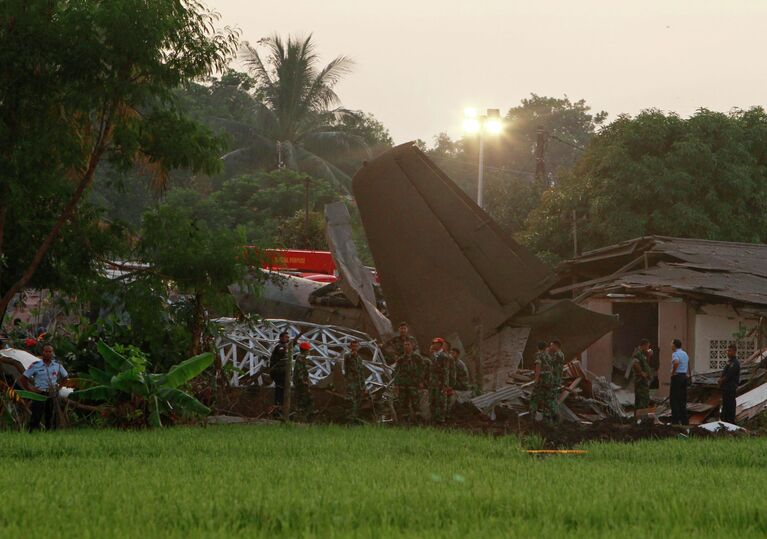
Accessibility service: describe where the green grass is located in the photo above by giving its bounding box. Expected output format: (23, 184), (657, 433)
(1, 425), (766, 538)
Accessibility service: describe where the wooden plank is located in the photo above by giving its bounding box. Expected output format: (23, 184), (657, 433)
(559, 377), (582, 404)
(635, 406), (656, 418)
(552, 254), (646, 296)
(688, 394), (721, 425)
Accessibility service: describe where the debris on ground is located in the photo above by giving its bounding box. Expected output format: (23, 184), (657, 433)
(698, 421), (745, 433)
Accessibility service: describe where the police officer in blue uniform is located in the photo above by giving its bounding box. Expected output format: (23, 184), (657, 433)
(22, 344), (68, 431)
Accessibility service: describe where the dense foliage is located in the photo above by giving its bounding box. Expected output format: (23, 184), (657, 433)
(0, 0), (237, 318)
(216, 35), (390, 192)
(70, 341), (213, 427)
(523, 107), (767, 261)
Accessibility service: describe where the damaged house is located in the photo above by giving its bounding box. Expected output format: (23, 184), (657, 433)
(550, 236), (767, 397)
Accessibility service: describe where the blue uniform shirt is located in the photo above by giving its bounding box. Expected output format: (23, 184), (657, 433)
(23, 360), (68, 391)
(672, 349), (689, 374)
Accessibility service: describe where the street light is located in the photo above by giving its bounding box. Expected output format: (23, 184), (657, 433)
(463, 108), (502, 208)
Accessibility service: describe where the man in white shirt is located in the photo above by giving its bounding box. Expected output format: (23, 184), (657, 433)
(669, 339), (689, 425)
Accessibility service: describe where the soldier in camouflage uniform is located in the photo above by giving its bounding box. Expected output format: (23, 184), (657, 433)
(394, 339), (423, 422)
(418, 349), (432, 418)
(443, 341), (457, 388)
(383, 322), (420, 363)
(451, 348), (470, 391)
(530, 341), (552, 421)
(546, 339), (565, 422)
(344, 340), (366, 421)
(292, 342), (314, 421)
(632, 338), (652, 411)
(428, 338), (451, 423)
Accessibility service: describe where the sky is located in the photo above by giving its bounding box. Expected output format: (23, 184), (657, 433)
(207, 0), (767, 144)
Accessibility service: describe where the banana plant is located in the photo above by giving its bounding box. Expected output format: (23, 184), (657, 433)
(1, 383), (46, 430)
(71, 341), (213, 427)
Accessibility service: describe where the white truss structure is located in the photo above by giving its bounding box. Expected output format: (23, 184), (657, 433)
(215, 318), (393, 395)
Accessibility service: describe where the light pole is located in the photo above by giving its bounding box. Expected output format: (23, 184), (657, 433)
(463, 108), (502, 209)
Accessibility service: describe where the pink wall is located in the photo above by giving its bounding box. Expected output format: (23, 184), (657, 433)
(584, 299), (613, 379)
(657, 301), (688, 398)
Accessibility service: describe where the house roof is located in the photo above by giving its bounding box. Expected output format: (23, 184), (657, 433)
(553, 236), (767, 312)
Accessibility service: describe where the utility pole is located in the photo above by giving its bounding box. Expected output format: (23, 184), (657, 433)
(477, 132), (485, 209)
(572, 209), (578, 257)
(462, 108), (502, 209)
(304, 177), (310, 248)
(535, 126), (546, 186)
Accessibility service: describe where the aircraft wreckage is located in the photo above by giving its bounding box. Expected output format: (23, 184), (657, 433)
(221, 142), (618, 392)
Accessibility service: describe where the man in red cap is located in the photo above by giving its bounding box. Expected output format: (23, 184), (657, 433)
(292, 341), (314, 421)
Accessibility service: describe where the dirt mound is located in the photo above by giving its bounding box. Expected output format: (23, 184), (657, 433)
(213, 389), (750, 447)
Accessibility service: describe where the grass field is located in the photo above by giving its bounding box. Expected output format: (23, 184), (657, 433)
(2, 425), (766, 538)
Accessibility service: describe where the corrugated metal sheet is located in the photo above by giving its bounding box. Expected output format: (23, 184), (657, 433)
(557, 236), (767, 308)
(588, 264), (767, 306)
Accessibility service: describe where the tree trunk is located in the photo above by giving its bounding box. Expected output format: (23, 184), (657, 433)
(0, 199), (8, 323)
(0, 199), (7, 278)
(189, 291), (204, 356)
(0, 136), (107, 319)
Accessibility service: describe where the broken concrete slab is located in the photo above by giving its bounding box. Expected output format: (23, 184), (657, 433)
(479, 326), (529, 392)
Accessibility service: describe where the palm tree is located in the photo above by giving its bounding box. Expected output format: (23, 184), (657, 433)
(220, 34), (369, 193)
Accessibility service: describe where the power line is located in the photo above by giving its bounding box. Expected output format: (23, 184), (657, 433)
(549, 133), (586, 152)
(429, 155), (536, 177)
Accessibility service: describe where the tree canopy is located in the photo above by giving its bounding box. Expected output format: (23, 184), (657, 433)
(0, 0), (238, 318)
(523, 107), (767, 262)
(218, 34), (383, 192)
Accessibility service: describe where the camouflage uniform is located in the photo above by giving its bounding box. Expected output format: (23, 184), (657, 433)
(632, 349), (652, 410)
(429, 351), (451, 423)
(445, 353), (459, 420)
(530, 351), (560, 422)
(548, 350), (565, 422)
(420, 355), (432, 386)
(7, 326), (29, 349)
(447, 354), (458, 389)
(394, 351), (423, 421)
(384, 335), (419, 363)
(454, 359), (470, 390)
(344, 352), (366, 420)
(418, 355), (432, 418)
(292, 352), (313, 420)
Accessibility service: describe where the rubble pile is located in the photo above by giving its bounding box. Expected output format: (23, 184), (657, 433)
(677, 348), (767, 425)
(472, 348), (767, 427)
(471, 360), (631, 424)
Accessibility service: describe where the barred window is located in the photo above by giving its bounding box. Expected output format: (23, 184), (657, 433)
(708, 339), (756, 370)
